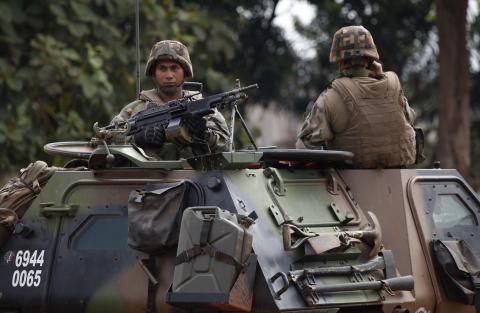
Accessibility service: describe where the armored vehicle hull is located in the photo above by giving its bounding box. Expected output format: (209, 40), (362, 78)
(0, 144), (478, 313)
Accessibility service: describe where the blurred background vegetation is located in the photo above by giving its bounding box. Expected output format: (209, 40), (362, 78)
(1, 0), (479, 186)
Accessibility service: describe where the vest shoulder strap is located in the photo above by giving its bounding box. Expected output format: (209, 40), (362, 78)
(384, 71), (402, 98)
(330, 77), (361, 115)
(331, 77), (361, 100)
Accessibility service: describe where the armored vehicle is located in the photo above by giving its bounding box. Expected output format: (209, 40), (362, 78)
(1, 143), (478, 313)
(0, 85), (479, 313)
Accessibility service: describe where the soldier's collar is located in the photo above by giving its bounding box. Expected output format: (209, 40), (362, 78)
(340, 67), (372, 78)
(139, 89), (161, 102)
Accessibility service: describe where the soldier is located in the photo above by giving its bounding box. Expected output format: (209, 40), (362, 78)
(297, 25), (421, 168)
(112, 40), (230, 160)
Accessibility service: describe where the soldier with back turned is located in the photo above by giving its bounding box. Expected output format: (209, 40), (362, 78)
(297, 26), (422, 168)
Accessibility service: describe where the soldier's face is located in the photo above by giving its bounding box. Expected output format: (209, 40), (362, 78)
(154, 60), (185, 94)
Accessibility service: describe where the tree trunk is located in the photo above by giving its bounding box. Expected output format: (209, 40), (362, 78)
(436, 0), (471, 179)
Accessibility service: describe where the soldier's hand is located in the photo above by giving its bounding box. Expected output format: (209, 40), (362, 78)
(182, 113), (207, 140)
(133, 126), (166, 148)
(372, 61), (383, 76)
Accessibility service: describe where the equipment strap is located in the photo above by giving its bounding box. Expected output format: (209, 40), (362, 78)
(380, 250), (397, 279)
(17, 177), (41, 195)
(175, 213), (248, 271)
(199, 217), (213, 246)
(146, 255), (157, 313)
(175, 245), (203, 265)
(175, 244), (245, 272)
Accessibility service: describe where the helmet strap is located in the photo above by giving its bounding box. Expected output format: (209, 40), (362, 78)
(155, 80), (184, 96)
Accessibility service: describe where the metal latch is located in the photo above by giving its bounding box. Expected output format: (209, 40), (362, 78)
(329, 202), (354, 224)
(268, 204), (285, 225)
(263, 167), (286, 196)
(39, 202), (79, 217)
(326, 170), (339, 195)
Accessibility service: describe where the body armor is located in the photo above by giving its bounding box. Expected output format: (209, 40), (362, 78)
(328, 72), (416, 168)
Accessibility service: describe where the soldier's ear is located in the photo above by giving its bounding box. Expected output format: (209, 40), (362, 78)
(179, 66), (185, 79)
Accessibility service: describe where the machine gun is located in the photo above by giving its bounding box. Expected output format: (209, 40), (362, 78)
(93, 82), (259, 145)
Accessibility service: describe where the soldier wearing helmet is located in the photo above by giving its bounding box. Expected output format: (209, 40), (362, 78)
(112, 40), (230, 160)
(297, 26), (422, 168)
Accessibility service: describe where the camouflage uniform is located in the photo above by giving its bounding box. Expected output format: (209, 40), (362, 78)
(298, 26), (417, 168)
(112, 40), (230, 160)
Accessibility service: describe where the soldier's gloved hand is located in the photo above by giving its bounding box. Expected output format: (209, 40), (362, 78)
(182, 114), (207, 141)
(133, 126), (165, 148)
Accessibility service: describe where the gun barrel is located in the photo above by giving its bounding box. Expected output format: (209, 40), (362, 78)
(225, 84), (259, 97)
(207, 83), (259, 108)
(238, 83), (259, 92)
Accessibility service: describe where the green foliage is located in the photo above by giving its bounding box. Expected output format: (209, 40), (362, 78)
(1, 0), (288, 172)
(0, 0), (138, 172)
(0, 0), (300, 172)
(2, 0), (479, 180)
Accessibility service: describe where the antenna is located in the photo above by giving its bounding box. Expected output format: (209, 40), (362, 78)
(135, 0), (141, 99)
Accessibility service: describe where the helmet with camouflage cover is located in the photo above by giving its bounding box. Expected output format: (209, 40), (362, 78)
(329, 25), (379, 64)
(145, 40), (193, 79)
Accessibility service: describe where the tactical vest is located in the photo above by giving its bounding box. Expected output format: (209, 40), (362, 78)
(328, 72), (416, 168)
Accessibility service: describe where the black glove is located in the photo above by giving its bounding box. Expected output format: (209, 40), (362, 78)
(133, 126), (165, 148)
(182, 113), (207, 140)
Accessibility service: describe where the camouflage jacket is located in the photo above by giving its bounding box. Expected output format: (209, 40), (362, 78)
(112, 89), (230, 160)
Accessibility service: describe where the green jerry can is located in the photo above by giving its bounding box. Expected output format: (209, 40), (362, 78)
(167, 206), (257, 311)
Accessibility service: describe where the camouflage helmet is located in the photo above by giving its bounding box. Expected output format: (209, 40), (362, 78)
(145, 40), (193, 78)
(329, 25), (379, 64)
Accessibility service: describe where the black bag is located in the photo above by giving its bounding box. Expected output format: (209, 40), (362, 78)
(433, 239), (480, 306)
(127, 180), (203, 253)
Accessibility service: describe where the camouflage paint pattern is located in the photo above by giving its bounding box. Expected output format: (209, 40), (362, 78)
(329, 25), (379, 64)
(144, 40), (193, 78)
(0, 143), (478, 313)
